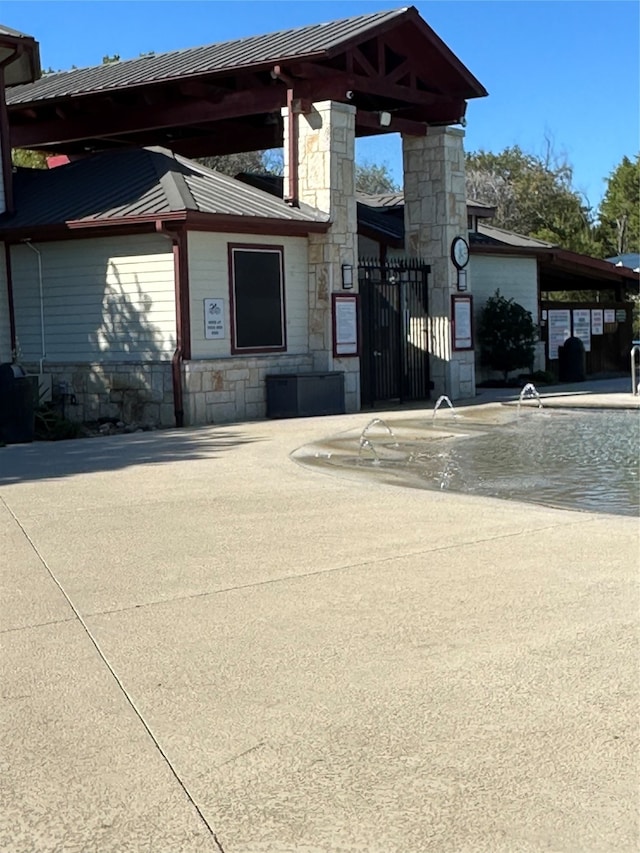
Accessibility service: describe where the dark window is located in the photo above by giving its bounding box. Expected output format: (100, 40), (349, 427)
(229, 246), (286, 353)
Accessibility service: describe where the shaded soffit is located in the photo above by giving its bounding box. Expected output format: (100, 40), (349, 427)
(0, 26), (41, 86)
(6, 6), (487, 157)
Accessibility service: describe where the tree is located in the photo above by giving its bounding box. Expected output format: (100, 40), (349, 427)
(477, 290), (538, 382)
(465, 143), (597, 254)
(11, 149), (48, 169)
(355, 160), (399, 194)
(196, 149), (284, 177)
(596, 154), (640, 257)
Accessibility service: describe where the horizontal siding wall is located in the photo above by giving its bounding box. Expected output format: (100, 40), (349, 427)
(471, 254), (545, 379)
(11, 234), (176, 363)
(357, 236), (380, 258)
(188, 231), (310, 359)
(471, 255), (539, 320)
(0, 245), (10, 362)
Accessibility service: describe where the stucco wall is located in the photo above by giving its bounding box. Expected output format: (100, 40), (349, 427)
(188, 231), (310, 359)
(10, 234), (176, 363)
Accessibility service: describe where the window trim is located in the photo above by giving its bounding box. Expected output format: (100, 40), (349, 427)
(228, 243), (287, 355)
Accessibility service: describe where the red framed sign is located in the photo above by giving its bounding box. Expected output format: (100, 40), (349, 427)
(451, 294), (473, 351)
(332, 294), (359, 357)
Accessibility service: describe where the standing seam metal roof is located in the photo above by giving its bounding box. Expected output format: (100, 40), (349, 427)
(0, 147), (329, 229)
(6, 8), (409, 105)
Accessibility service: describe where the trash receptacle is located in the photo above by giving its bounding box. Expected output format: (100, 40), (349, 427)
(0, 363), (36, 444)
(558, 336), (586, 383)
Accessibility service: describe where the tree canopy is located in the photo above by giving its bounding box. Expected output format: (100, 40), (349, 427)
(196, 148), (283, 177)
(465, 144), (596, 254)
(355, 161), (399, 194)
(11, 149), (48, 169)
(596, 154), (640, 257)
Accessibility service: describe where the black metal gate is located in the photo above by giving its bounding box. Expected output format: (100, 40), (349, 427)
(359, 258), (431, 407)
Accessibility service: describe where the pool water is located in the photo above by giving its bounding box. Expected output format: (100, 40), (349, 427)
(294, 407), (639, 517)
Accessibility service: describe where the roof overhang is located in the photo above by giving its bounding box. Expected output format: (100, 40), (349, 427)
(0, 28), (41, 86)
(471, 243), (640, 291)
(0, 210), (330, 244)
(7, 6), (487, 157)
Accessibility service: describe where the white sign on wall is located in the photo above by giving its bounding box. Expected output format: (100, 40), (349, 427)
(332, 294), (359, 357)
(604, 308), (616, 324)
(204, 298), (225, 339)
(572, 308), (591, 352)
(547, 309), (571, 359)
(591, 309), (604, 336)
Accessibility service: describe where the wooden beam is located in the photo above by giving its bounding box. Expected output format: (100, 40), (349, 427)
(356, 109), (427, 137)
(353, 45), (378, 78)
(168, 123), (283, 157)
(178, 80), (230, 100)
(347, 74), (449, 105)
(386, 58), (413, 84)
(399, 99), (467, 124)
(10, 86), (288, 148)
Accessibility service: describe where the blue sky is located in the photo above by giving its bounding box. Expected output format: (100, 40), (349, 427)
(3, 1), (638, 209)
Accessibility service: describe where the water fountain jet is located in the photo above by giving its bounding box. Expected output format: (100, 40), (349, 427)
(517, 383), (543, 416)
(432, 395), (459, 424)
(358, 418), (398, 464)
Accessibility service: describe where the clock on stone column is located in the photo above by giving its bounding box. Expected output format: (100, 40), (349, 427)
(451, 236), (470, 269)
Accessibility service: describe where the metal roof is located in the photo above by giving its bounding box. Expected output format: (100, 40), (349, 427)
(0, 148), (328, 231)
(0, 25), (35, 38)
(6, 8), (410, 105)
(472, 223), (557, 249)
(356, 192), (405, 208)
(606, 253), (640, 272)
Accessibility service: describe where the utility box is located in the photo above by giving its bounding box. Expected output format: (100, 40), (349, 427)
(0, 363), (37, 444)
(266, 372), (345, 419)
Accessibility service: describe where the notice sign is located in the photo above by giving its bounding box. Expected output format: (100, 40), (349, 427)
(332, 294), (359, 357)
(452, 295), (473, 351)
(204, 298), (225, 339)
(604, 308), (616, 324)
(591, 309), (604, 336)
(573, 308), (591, 352)
(548, 309), (571, 359)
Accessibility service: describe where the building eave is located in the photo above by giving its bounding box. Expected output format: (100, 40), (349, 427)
(0, 209), (330, 243)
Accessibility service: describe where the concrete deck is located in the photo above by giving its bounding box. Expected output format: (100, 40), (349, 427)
(1, 379), (638, 852)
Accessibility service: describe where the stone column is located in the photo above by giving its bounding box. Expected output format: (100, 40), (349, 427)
(402, 126), (475, 400)
(282, 100), (360, 412)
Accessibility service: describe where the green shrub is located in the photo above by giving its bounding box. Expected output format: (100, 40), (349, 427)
(34, 405), (84, 441)
(477, 289), (538, 382)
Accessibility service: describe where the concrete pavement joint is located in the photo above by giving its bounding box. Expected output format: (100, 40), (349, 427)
(0, 615), (77, 636)
(0, 494), (223, 847)
(83, 514), (604, 620)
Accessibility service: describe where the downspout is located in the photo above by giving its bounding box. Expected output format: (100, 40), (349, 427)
(0, 64), (14, 214)
(4, 242), (17, 359)
(156, 222), (191, 427)
(272, 65), (299, 207)
(23, 240), (45, 373)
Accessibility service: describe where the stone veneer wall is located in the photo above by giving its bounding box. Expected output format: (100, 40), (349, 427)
(22, 361), (175, 427)
(402, 126), (475, 400)
(282, 100), (360, 412)
(183, 354), (314, 425)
